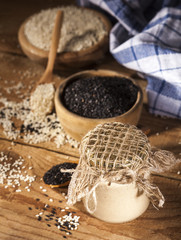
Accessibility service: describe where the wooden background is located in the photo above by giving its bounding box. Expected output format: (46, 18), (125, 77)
(0, 1), (181, 239)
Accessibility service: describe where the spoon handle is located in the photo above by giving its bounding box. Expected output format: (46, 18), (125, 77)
(46, 10), (63, 73)
(36, 10), (63, 86)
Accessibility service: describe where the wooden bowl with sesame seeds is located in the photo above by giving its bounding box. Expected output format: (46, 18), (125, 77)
(54, 69), (143, 142)
(18, 6), (112, 68)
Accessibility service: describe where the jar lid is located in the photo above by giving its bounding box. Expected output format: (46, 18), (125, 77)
(80, 122), (151, 171)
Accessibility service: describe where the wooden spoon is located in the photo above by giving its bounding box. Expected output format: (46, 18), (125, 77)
(32, 10), (63, 91)
(30, 10), (63, 115)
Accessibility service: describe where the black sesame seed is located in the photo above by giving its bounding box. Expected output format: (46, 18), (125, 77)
(47, 224), (51, 227)
(62, 76), (139, 118)
(36, 198), (40, 201)
(28, 207), (32, 210)
(43, 162), (77, 186)
(37, 216), (42, 221)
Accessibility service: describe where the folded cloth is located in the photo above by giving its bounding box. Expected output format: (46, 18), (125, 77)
(77, 0), (181, 119)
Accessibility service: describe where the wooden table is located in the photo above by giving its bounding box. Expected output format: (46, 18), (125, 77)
(0, 1), (181, 239)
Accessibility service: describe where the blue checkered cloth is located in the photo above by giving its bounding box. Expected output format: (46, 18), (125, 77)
(77, 0), (181, 119)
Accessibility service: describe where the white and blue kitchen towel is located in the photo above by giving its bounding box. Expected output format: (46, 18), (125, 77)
(77, 0), (181, 119)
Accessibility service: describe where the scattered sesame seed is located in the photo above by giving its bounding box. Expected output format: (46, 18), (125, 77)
(0, 96), (79, 148)
(16, 189), (22, 192)
(0, 152), (36, 192)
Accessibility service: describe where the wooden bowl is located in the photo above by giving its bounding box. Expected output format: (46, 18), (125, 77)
(18, 7), (112, 68)
(54, 69), (143, 142)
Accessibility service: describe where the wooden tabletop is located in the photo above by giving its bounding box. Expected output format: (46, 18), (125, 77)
(0, 1), (181, 240)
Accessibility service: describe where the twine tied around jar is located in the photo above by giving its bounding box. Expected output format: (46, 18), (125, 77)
(67, 122), (180, 214)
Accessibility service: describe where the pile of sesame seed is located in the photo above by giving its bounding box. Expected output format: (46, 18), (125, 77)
(25, 6), (107, 52)
(0, 151), (36, 192)
(0, 97), (79, 148)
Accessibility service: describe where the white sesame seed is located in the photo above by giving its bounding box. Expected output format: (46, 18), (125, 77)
(16, 189), (22, 192)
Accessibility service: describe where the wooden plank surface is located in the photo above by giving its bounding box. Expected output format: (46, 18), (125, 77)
(0, 139), (181, 240)
(0, 1), (181, 240)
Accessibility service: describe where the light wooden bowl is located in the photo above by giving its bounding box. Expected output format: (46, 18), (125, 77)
(54, 69), (143, 142)
(18, 7), (112, 68)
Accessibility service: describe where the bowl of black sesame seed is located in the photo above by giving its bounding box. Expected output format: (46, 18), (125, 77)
(54, 69), (143, 142)
(18, 6), (112, 68)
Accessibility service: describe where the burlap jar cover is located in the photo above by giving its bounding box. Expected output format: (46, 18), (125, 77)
(67, 122), (180, 213)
